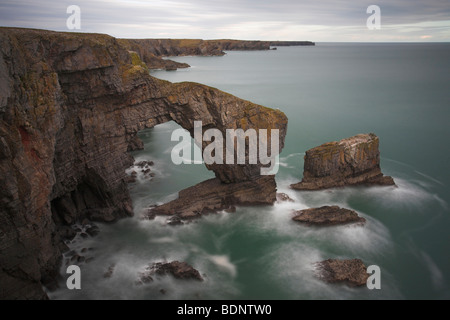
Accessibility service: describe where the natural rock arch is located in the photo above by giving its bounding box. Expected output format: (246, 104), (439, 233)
(0, 28), (287, 299)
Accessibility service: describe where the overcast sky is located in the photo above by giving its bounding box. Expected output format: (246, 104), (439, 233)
(1, 0), (449, 41)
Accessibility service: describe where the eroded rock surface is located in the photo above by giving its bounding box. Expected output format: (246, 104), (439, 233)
(0, 28), (287, 299)
(147, 175), (276, 219)
(138, 261), (203, 284)
(315, 259), (369, 287)
(291, 133), (395, 190)
(293, 206), (365, 226)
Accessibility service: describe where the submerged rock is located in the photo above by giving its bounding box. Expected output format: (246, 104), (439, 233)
(85, 224), (100, 237)
(137, 261), (203, 284)
(276, 193), (294, 203)
(151, 261), (203, 281)
(136, 160), (153, 168)
(136, 272), (154, 285)
(103, 264), (116, 279)
(293, 206), (365, 226)
(314, 259), (369, 287)
(291, 133), (395, 190)
(166, 216), (184, 226)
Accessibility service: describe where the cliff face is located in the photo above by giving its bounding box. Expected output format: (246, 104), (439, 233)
(0, 28), (287, 299)
(119, 39), (315, 70)
(290, 134), (395, 190)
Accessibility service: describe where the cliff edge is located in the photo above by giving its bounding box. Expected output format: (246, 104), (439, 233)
(0, 28), (287, 299)
(119, 39), (315, 70)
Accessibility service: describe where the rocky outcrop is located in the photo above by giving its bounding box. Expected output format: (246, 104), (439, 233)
(276, 193), (294, 203)
(147, 175), (276, 219)
(315, 259), (369, 287)
(138, 261), (203, 283)
(293, 206), (365, 226)
(118, 39), (314, 70)
(269, 41), (315, 47)
(103, 264), (115, 279)
(0, 28), (287, 299)
(291, 133), (395, 190)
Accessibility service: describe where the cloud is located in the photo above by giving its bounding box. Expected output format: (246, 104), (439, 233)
(0, 0), (449, 41)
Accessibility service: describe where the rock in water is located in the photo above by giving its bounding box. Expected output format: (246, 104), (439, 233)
(147, 176), (277, 219)
(103, 264), (115, 279)
(315, 259), (369, 287)
(293, 206), (365, 226)
(153, 261), (203, 281)
(140, 261), (203, 282)
(291, 133), (395, 190)
(276, 192), (294, 203)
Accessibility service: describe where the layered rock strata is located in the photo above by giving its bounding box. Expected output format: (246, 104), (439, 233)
(291, 133), (395, 190)
(0, 28), (287, 299)
(147, 175), (277, 219)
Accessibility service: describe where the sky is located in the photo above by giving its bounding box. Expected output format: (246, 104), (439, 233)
(0, 0), (449, 42)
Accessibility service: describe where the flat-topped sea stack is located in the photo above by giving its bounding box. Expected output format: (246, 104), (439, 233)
(291, 133), (395, 191)
(293, 206), (365, 226)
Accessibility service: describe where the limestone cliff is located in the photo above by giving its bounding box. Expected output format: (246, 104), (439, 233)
(118, 39), (315, 70)
(0, 28), (287, 299)
(290, 133), (395, 190)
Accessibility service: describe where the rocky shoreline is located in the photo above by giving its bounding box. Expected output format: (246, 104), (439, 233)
(119, 39), (315, 70)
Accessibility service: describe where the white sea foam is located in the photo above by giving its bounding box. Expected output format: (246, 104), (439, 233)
(208, 255), (237, 278)
(150, 236), (176, 244)
(420, 251), (444, 290)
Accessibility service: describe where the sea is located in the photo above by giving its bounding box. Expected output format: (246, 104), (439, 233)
(49, 43), (450, 300)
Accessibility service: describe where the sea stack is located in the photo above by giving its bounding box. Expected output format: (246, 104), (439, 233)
(291, 133), (395, 191)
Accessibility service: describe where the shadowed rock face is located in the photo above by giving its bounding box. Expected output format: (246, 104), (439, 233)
(315, 259), (369, 287)
(0, 28), (287, 299)
(291, 133), (395, 191)
(293, 206), (365, 226)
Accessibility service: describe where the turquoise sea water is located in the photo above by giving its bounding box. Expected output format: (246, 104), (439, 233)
(50, 43), (450, 300)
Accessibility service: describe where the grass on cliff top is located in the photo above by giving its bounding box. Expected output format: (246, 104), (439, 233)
(171, 39), (204, 48)
(129, 51), (148, 71)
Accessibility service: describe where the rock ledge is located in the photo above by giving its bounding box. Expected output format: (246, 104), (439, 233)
(293, 206), (365, 226)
